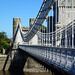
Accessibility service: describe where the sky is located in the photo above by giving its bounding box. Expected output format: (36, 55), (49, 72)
(0, 0), (44, 38)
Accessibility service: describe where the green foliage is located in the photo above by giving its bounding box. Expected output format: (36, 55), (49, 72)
(0, 32), (7, 38)
(0, 32), (11, 53)
(40, 25), (47, 33)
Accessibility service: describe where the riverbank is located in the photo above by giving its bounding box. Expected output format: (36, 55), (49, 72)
(0, 54), (11, 70)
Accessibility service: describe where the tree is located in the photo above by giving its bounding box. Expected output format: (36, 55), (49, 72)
(0, 32), (7, 38)
(39, 25), (47, 33)
(0, 32), (11, 54)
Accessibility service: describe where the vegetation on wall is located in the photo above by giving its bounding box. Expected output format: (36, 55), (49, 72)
(0, 32), (11, 53)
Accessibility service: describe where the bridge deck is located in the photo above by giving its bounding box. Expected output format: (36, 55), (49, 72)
(19, 45), (75, 75)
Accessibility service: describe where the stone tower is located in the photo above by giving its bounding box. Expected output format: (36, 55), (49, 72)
(13, 18), (22, 49)
(53, 0), (75, 28)
(13, 18), (21, 37)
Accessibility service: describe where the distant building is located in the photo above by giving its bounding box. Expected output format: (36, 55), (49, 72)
(22, 26), (29, 34)
(53, 0), (75, 28)
(47, 0), (75, 33)
(47, 0), (75, 46)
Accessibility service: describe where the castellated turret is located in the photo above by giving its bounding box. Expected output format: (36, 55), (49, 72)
(13, 18), (21, 38)
(13, 18), (22, 49)
(53, 0), (75, 28)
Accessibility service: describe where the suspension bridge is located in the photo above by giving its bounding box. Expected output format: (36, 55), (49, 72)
(3, 0), (75, 75)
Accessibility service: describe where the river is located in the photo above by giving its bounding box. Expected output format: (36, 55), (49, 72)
(0, 71), (55, 75)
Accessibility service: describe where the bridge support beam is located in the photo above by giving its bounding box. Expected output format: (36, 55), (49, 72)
(9, 49), (28, 72)
(8, 48), (44, 72)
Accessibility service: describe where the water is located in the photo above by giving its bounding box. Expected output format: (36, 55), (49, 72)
(0, 71), (54, 75)
(0, 57), (55, 75)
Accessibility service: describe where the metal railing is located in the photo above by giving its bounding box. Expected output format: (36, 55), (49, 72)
(19, 45), (75, 75)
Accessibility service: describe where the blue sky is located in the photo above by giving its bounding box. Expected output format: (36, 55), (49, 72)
(0, 0), (43, 38)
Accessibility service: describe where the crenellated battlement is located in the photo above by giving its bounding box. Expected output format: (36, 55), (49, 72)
(58, 0), (74, 2)
(13, 18), (21, 23)
(58, 0), (75, 7)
